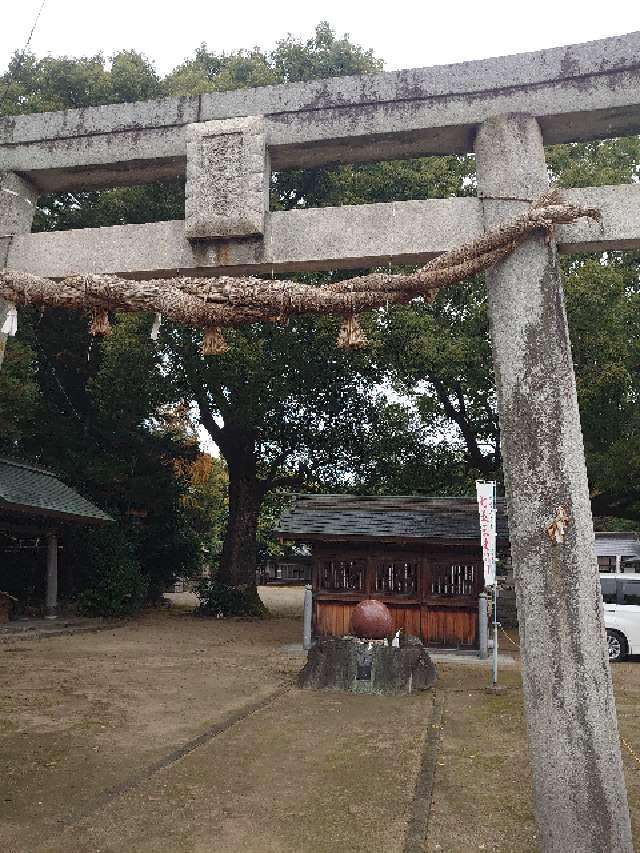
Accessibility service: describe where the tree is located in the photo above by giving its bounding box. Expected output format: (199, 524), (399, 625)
(157, 25), (392, 612)
(547, 138), (640, 524)
(5, 26), (640, 622)
(168, 317), (383, 612)
(0, 51), (210, 607)
(362, 139), (640, 522)
(379, 281), (500, 486)
(0, 340), (42, 456)
(0, 28), (393, 614)
(175, 451), (229, 555)
(164, 21), (380, 96)
(563, 256), (640, 521)
(2, 26), (483, 613)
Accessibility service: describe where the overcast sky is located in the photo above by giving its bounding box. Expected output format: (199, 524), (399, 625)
(2, 0), (638, 78)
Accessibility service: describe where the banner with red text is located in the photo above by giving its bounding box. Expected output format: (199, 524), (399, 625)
(476, 481), (496, 587)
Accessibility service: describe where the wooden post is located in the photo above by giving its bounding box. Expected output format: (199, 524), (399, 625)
(46, 531), (58, 618)
(303, 584), (313, 650)
(0, 172), (38, 369)
(475, 114), (632, 852)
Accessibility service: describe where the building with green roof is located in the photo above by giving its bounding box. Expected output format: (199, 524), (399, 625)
(0, 458), (112, 618)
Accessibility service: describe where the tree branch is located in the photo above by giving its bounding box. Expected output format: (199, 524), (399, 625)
(429, 375), (495, 475)
(193, 390), (225, 448)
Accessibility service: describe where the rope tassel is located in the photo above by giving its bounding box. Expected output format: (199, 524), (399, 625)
(202, 326), (228, 356)
(337, 315), (368, 350)
(88, 308), (110, 336)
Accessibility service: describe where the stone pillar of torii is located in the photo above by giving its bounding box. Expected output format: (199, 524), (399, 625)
(476, 114), (631, 852)
(0, 172), (37, 368)
(2, 32), (639, 851)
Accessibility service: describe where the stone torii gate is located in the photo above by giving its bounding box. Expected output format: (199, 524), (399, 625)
(2, 31), (639, 852)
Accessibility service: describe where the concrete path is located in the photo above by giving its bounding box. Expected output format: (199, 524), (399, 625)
(0, 616), (120, 642)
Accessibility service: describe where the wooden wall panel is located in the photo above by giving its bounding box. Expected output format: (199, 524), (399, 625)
(421, 607), (478, 647)
(386, 605), (421, 639)
(315, 601), (478, 647)
(315, 601), (356, 637)
(315, 601), (422, 639)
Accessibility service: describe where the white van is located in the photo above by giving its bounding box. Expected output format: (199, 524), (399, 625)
(600, 574), (640, 661)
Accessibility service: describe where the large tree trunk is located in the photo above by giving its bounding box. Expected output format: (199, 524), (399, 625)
(476, 115), (632, 852)
(220, 465), (261, 587)
(216, 431), (266, 615)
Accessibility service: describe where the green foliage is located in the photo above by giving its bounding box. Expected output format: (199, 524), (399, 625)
(1, 49), (161, 115)
(256, 491), (295, 565)
(108, 50), (162, 102)
(547, 138), (640, 188)
(74, 528), (147, 617)
(0, 310), (207, 602)
(273, 155), (475, 213)
(166, 46), (278, 95)
(545, 136), (640, 519)
(196, 574), (265, 618)
(563, 255), (640, 518)
(376, 275), (499, 490)
(34, 179), (185, 233)
(177, 453), (229, 552)
(164, 22), (380, 97)
(271, 21), (382, 83)
(171, 314), (384, 490)
(0, 339), (42, 455)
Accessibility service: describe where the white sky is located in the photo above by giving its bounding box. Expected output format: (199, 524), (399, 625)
(2, 0), (639, 78)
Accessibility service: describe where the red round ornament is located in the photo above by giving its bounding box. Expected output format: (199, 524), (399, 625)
(350, 599), (394, 639)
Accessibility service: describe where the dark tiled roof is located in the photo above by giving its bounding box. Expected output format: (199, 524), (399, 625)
(594, 532), (640, 559)
(276, 494), (508, 542)
(0, 458), (112, 524)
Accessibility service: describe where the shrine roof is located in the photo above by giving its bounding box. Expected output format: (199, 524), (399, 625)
(276, 494), (508, 543)
(0, 458), (113, 526)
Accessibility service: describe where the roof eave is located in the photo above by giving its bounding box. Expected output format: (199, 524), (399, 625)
(0, 498), (114, 526)
(276, 531), (506, 544)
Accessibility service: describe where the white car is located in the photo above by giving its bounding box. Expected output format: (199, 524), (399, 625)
(600, 574), (640, 661)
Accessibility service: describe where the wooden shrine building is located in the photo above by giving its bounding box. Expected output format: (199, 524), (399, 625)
(277, 494), (509, 648)
(0, 458), (112, 619)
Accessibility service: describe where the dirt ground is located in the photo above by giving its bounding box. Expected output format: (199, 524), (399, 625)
(0, 588), (638, 852)
(426, 639), (640, 853)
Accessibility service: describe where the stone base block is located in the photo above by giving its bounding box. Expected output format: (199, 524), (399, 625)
(298, 636), (437, 696)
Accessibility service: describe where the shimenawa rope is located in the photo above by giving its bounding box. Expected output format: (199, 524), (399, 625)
(0, 190), (600, 354)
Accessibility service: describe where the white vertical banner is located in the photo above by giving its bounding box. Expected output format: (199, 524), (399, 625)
(476, 481), (496, 587)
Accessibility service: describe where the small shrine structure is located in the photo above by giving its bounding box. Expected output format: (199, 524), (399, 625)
(0, 458), (112, 618)
(277, 494), (508, 648)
